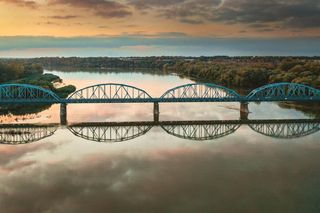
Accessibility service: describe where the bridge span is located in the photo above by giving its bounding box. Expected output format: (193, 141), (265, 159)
(0, 82), (319, 125)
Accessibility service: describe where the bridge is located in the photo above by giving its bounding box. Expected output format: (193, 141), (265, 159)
(0, 82), (319, 124)
(0, 119), (319, 144)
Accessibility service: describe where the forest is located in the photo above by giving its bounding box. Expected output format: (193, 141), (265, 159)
(166, 57), (320, 89)
(0, 61), (43, 83)
(12, 56), (320, 89)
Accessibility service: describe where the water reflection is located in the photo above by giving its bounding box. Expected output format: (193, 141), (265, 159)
(69, 123), (153, 142)
(1, 70), (319, 212)
(0, 124), (58, 145)
(1, 119), (319, 144)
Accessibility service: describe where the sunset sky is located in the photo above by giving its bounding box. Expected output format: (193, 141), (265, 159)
(0, 0), (319, 57)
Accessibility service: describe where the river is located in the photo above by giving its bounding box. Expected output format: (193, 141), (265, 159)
(0, 69), (319, 213)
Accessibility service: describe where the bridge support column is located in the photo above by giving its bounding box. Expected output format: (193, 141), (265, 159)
(154, 102), (160, 122)
(240, 102), (249, 120)
(60, 103), (67, 125)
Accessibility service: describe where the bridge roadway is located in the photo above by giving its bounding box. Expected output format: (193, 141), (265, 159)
(0, 82), (319, 124)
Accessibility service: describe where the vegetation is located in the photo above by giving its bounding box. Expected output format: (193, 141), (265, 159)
(0, 61), (43, 83)
(12, 73), (76, 98)
(0, 61), (76, 115)
(13, 56), (320, 89)
(166, 57), (320, 89)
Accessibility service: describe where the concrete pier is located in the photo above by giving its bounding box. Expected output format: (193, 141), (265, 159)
(240, 102), (249, 120)
(60, 103), (67, 125)
(154, 102), (160, 122)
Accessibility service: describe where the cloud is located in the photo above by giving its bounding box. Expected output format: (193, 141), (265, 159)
(141, 0), (320, 29)
(48, 15), (80, 20)
(180, 18), (204, 25)
(0, 0), (38, 9)
(213, 0), (320, 29)
(37, 21), (61, 26)
(128, 0), (187, 9)
(49, 0), (132, 18)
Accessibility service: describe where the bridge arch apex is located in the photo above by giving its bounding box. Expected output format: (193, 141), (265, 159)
(247, 82), (320, 101)
(0, 84), (61, 103)
(67, 83), (152, 101)
(160, 83), (240, 101)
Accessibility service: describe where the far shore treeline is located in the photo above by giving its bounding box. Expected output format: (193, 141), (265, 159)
(6, 56), (319, 89)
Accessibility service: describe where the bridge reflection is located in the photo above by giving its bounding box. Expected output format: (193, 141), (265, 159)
(0, 124), (58, 145)
(68, 123), (152, 142)
(68, 119), (320, 142)
(161, 121), (241, 141)
(249, 121), (320, 139)
(0, 119), (319, 144)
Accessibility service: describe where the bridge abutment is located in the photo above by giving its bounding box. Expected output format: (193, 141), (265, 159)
(240, 102), (249, 120)
(60, 103), (67, 125)
(154, 102), (160, 122)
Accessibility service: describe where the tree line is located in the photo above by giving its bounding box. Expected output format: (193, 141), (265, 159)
(4, 56), (320, 89)
(0, 61), (43, 83)
(166, 57), (320, 89)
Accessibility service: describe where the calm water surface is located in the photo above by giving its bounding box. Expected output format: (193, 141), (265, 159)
(0, 69), (319, 213)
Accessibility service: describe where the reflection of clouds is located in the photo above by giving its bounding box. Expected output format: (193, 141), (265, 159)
(67, 103), (153, 122)
(161, 103), (240, 121)
(0, 143), (54, 165)
(0, 160), (36, 173)
(0, 143), (58, 173)
(249, 102), (308, 119)
(1, 139), (320, 212)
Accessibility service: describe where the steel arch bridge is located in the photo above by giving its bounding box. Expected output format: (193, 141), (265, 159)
(0, 82), (320, 104)
(247, 83), (320, 102)
(160, 83), (241, 102)
(249, 120), (320, 139)
(67, 83), (153, 103)
(68, 123), (153, 142)
(161, 122), (241, 141)
(0, 125), (58, 145)
(0, 84), (61, 104)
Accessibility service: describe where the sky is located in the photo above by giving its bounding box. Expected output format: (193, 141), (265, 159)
(0, 0), (319, 57)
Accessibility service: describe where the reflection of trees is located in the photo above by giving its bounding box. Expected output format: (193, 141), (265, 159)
(278, 102), (320, 118)
(0, 104), (51, 116)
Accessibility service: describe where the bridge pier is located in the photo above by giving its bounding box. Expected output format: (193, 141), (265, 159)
(154, 102), (160, 122)
(60, 103), (67, 125)
(240, 102), (249, 120)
